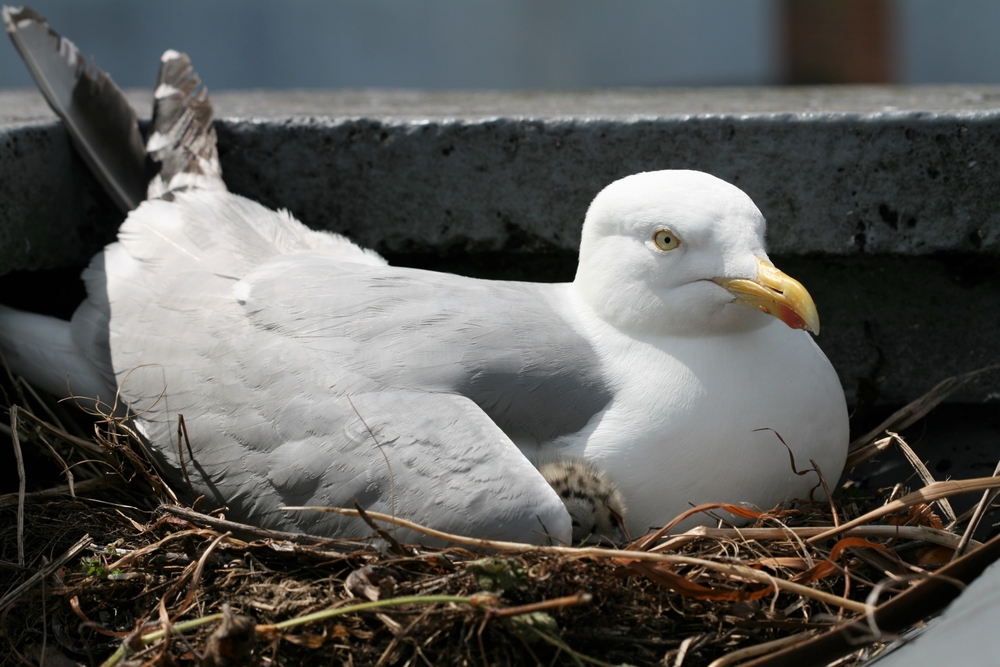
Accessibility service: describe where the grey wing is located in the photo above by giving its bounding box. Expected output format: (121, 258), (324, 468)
(266, 391), (572, 544)
(92, 193), (577, 542)
(238, 255), (613, 442)
(107, 274), (576, 544)
(128, 375), (572, 544)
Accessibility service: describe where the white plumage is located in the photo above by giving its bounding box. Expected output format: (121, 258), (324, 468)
(1, 170), (849, 543)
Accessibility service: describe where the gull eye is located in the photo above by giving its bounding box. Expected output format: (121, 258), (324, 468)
(653, 229), (680, 251)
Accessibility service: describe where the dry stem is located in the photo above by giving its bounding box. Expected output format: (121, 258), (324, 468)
(285, 505), (869, 614)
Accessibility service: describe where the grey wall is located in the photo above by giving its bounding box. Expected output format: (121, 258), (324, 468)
(6, 1), (1000, 90)
(899, 0), (1000, 85)
(0, 0), (779, 90)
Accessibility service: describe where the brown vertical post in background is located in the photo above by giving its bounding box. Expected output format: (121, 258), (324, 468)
(783, 0), (895, 84)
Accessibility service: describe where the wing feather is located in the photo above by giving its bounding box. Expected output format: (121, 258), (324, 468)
(146, 50), (225, 197)
(3, 6), (148, 212)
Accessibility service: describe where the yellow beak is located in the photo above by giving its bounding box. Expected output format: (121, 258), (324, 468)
(713, 257), (821, 335)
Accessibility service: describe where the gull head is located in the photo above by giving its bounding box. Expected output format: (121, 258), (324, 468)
(574, 170), (819, 336)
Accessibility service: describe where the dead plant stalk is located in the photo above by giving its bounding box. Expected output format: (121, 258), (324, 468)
(284, 505), (870, 614)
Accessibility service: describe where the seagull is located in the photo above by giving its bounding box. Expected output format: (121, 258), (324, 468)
(538, 459), (627, 544)
(0, 7), (848, 545)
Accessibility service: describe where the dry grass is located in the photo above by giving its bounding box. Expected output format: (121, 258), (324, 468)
(1, 369), (999, 667)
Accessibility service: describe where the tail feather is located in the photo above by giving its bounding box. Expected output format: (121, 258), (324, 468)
(146, 49), (225, 198)
(3, 5), (149, 212)
(0, 305), (114, 409)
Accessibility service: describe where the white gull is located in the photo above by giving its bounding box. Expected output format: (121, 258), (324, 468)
(0, 8), (849, 545)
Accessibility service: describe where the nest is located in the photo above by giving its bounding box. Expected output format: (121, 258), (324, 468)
(2, 366), (999, 667)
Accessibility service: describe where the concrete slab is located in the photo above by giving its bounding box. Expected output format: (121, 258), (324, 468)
(0, 86), (998, 404)
(8, 86), (1000, 123)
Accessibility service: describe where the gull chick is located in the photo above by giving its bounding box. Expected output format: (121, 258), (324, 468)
(539, 459), (627, 544)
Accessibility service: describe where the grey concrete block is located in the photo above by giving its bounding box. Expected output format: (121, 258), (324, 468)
(216, 114), (1000, 258)
(0, 87), (998, 405)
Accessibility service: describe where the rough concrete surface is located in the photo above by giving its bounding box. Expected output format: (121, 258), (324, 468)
(0, 87), (998, 405)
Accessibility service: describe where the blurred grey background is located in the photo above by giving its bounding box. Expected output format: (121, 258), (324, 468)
(2, 0), (1000, 91)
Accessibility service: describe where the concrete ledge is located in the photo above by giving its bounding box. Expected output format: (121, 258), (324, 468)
(0, 87), (998, 405)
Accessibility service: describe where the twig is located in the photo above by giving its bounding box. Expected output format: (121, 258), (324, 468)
(845, 436), (893, 469)
(810, 459), (839, 528)
(99, 612), (225, 667)
(40, 560), (48, 667)
(10, 406), (24, 567)
(887, 431), (956, 524)
(347, 395), (399, 544)
(806, 476), (1000, 544)
(176, 414), (197, 500)
(157, 505), (356, 550)
(177, 532), (229, 617)
(632, 502), (774, 552)
(156, 578), (176, 665)
(489, 592), (592, 619)
(0, 478), (107, 507)
(266, 595), (478, 633)
(526, 625), (620, 667)
(69, 595), (130, 638)
(102, 593), (555, 667)
(35, 433), (75, 498)
(949, 500), (1000, 528)
(141, 531), (232, 664)
(673, 635), (698, 667)
(953, 458), (1000, 560)
(0, 348), (30, 412)
(741, 531), (1000, 667)
(104, 529), (234, 573)
(285, 505), (869, 613)
(15, 407), (106, 456)
(707, 631), (817, 667)
(848, 363), (1000, 454)
(354, 501), (410, 557)
(19, 377), (69, 434)
(651, 524), (976, 552)
(750, 516), (816, 569)
(0, 534), (91, 612)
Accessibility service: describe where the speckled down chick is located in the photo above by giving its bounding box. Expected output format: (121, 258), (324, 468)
(538, 459), (627, 544)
